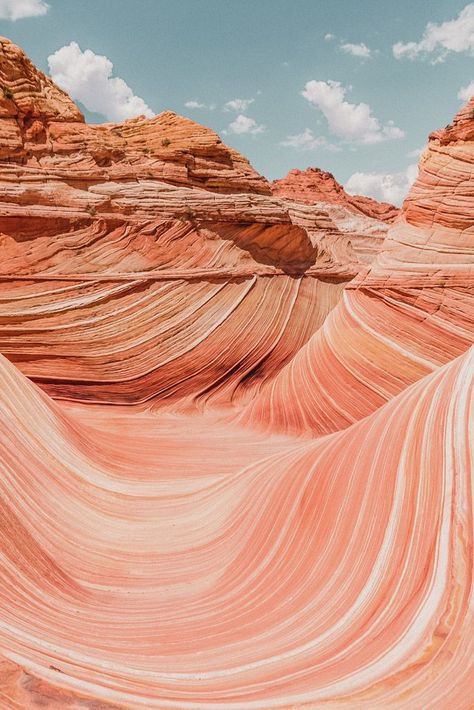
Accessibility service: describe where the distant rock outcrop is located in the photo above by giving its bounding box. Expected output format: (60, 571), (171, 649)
(272, 166), (399, 222)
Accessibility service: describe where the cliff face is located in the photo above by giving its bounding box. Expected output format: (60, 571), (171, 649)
(0, 36), (269, 195)
(0, 38), (473, 710)
(0, 37), (358, 405)
(272, 166), (399, 221)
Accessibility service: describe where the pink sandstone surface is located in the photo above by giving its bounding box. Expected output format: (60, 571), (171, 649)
(0, 37), (472, 709)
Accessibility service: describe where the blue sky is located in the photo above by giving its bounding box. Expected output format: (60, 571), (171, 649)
(1, 0), (473, 203)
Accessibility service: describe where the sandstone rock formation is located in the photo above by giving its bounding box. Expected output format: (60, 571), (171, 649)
(0, 36), (269, 195)
(272, 166), (399, 221)
(0, 341), (472, 710)
(272, 167), (399, 263)
(0, 37), (472, 710)
(0, 35), (358, 405)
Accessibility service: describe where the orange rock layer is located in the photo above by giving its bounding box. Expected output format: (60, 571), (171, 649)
(0, 38), (473, 710)
(272, 167), (399, 221)
(0, 35), (269, 195)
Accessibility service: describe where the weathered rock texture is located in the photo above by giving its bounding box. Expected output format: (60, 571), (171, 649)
(244, 102), (474, 436)
(272, 167), (398, 263)
(0, 36), (269, 194)
(272, 166), (400, 221)
(0, 34), (359, 404)
(0, 38), (473, 710)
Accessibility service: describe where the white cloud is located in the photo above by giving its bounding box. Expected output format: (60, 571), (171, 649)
(280, 128), (326, 150)
(393, 3), (474, 61)
(185, 100), (215, 110)
(223, 114), (265, 135)
(340, 42), (372, 59)
(324, 33), (335, 41)
(345, 164), (418, 206)
(48, 42), (154, 122)
(223, 98), (255, 112)
(301, 80), (405, 144)
(280, 128), (340, 152)
(0, 0), (49, 20)
(458, 80), (474, 101)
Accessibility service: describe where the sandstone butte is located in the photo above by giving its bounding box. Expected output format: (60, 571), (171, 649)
(271, 165), (400, 222)
(0, 36), (472, 710)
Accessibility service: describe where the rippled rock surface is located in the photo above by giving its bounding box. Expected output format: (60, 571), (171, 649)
(0, 37), (472, 710)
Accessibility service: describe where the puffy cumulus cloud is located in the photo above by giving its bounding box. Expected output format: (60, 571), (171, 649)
(324, 33), (335, 41)
(345, 164), (418, 206)
(458, 80), (474, 101)
(302, 80), (405, 144)
(185, 100), (216, 110)
(0, 0), (49, 20)
(223, 114), (265, 135)
(340, 42), (372, 59)
(393, 3), (474, 62)
(48, 42), (154, 122)
(223, 98), (255, 112)
(280, 128), (340, 152)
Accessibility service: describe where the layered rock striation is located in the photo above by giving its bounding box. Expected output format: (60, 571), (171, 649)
(244, 101), (474, 436)
(0, 37), (359, 405)
(0, 37), (472, 710)
(272, 167), (399, 262)
(272, 166), (399, 220)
